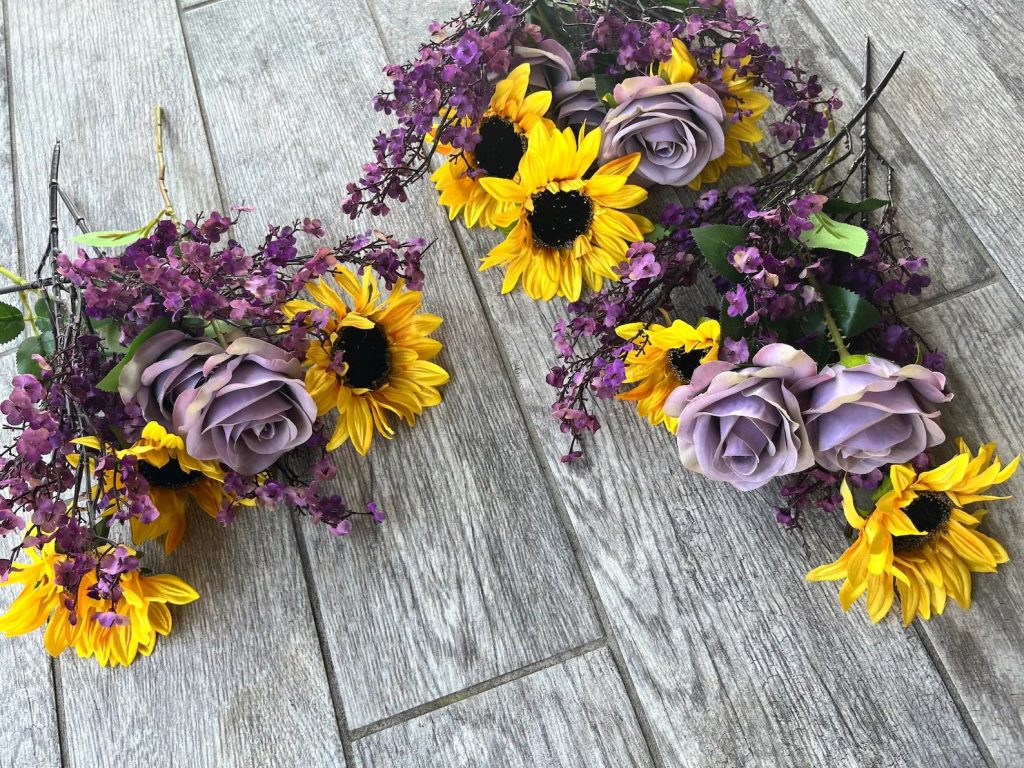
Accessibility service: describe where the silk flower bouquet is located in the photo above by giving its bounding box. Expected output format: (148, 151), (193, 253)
(354, 0), (1019, 627)
(0, 120), (449, 666)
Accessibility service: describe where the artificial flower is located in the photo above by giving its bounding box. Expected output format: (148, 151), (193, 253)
(479, 124), (653, 300)
(0, 543), (198, 667)
(282, 266), (449, 455)
(431, 63), (554, 229)
(807, 440), (1018, 625)
(659, 38), (771, 188)
(615, 318), (720, 432)
(74, 422), (232, 554)
(174, 338), (318, 476)
(664, 343), (817, 491)
(598, 75), (727, 188)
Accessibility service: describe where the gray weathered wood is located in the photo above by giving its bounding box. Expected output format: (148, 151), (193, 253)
(354, 649), (655, 768)
(797, 0), (1024, 305)
(0, 353), (61, 768)
(909, 282), (1024, 766)
(6, 2), (345, 765)
(371, 0), (992, 763)
(183, 0), (603, 729)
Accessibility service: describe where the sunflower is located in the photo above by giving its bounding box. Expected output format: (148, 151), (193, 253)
(807, 440), (1018, 625)
(660, 38), (771, 188)
(615, 318), (720, 432)
(73, 422), (232, 554)
(282, 267), (449, 455)
(0, 543), (198, 667)
(479, 125), (653, 300)
(431, 63), (555, 229)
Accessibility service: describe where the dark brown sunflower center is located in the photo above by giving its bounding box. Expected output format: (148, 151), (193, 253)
(137, 457), (199, 490)
(474, 117), (526, 179)
(892, 491), (953, 552)
(527, 190), (594, 249)
(335, 325), (391, 390)
(668, 348), (704, 383)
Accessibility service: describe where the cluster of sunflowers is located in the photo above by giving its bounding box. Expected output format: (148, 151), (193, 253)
(0, 162), (447, 665)
(361, 0), (1019, 628)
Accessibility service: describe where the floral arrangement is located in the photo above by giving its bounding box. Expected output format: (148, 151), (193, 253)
(355, 0), (1018, 626)
(0, 118), (449, 666)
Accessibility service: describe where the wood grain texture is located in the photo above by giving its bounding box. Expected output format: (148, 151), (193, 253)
(909, 282), (1024, 766)
(371, 1), (989, 763)
(6, 2), (345, 765)
(354, 649), (654, 768)
(796, 0), (1024, 305)
(0, 353), (61, 768)
(184, 0), (602, 729)
(748, 0), (995, 307)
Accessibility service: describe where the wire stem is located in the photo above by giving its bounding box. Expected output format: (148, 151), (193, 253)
(154, 105), (177, 223)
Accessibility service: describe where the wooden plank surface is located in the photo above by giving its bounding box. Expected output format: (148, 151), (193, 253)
(354, 649), (654, 768)
(183, 0), (604, 729)
(797, 0), (1024, 305)
(371, 0), (992, 764)
(5, 2), (346, 765)
(909, 283), (1024, 766)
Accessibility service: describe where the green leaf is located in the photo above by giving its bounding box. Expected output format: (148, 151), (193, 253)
(821, 198), (889, 216)
(71, 210), (167, 248)
(16, 334), (55, 378)
(646, 223), (671, 243)
(90, 317), (129, 354)
(718, 298), (745, 341)
(799, 213), (870, 257)
(691, 224), (746, 282)
(96, 317), (173, 392)
(593, 74), (618, 107)
(33, 297), (54, 336)
(821, 285), (882, 340)
(0, 300), (25, 344)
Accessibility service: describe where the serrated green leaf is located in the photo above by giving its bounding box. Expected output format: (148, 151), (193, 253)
(799, 213), (870, 257)
(647, 223), (671, 243)
(0, 300), (25, 344)
(16, 334), (55, 378)
(89, 317), (129, 354)
(821, 198), (889, 216)
(822, 285), (882, 340)
(96, 317), (173, 392)
(692, 224), (746, 282)
(33, 297), (54, 336)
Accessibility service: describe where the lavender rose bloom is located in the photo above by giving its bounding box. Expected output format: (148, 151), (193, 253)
(795, 357), (950, 474)
(664, 344), (817, 491)
(552, 77), (607, 131)
(599, 75), (726, 188)
(512, 40), (576, 91)
(119, 330), (223, 428)
(174, 338), (317, 475)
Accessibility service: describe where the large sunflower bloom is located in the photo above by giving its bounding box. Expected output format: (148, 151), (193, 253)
(615, 318), (720, 432)
(660, 38), (771, 188)
(431, 63), (555, 229)
(282, 267), (449, 455)
(0, 543), (198, 667)
(807, 440), (1018, 625)
(479, 125), (653, 300)
(73, 422), (231, 554)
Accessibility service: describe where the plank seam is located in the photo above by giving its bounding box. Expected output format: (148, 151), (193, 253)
(180, 0), (226, 13)
(49, 658), (69, 768)
(901, 275), (1002, 317)
(792, 3), (1004, 763)
(289, 512), (356, 766)
(349, 637), (608, 742)
(361, 1), (663, 762)
(174, 0), (230, 215)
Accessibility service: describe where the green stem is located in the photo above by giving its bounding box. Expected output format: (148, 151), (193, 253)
(810, 275), (850, 359)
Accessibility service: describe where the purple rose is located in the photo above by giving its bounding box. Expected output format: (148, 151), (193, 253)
(664, 344), (817, 491)
(118, 330), (223, 428)
(794, 357), (950, 474)
(174, 338), (317, 475)
(599, 75), (726, 188)
(551, 77), (607, 131)
(512, 40), (576, 91)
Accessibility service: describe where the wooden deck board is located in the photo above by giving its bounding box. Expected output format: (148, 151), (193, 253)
(183, 0), (604, 730)
(5, 2), (345, 765)
(354, 650), (655, 768)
